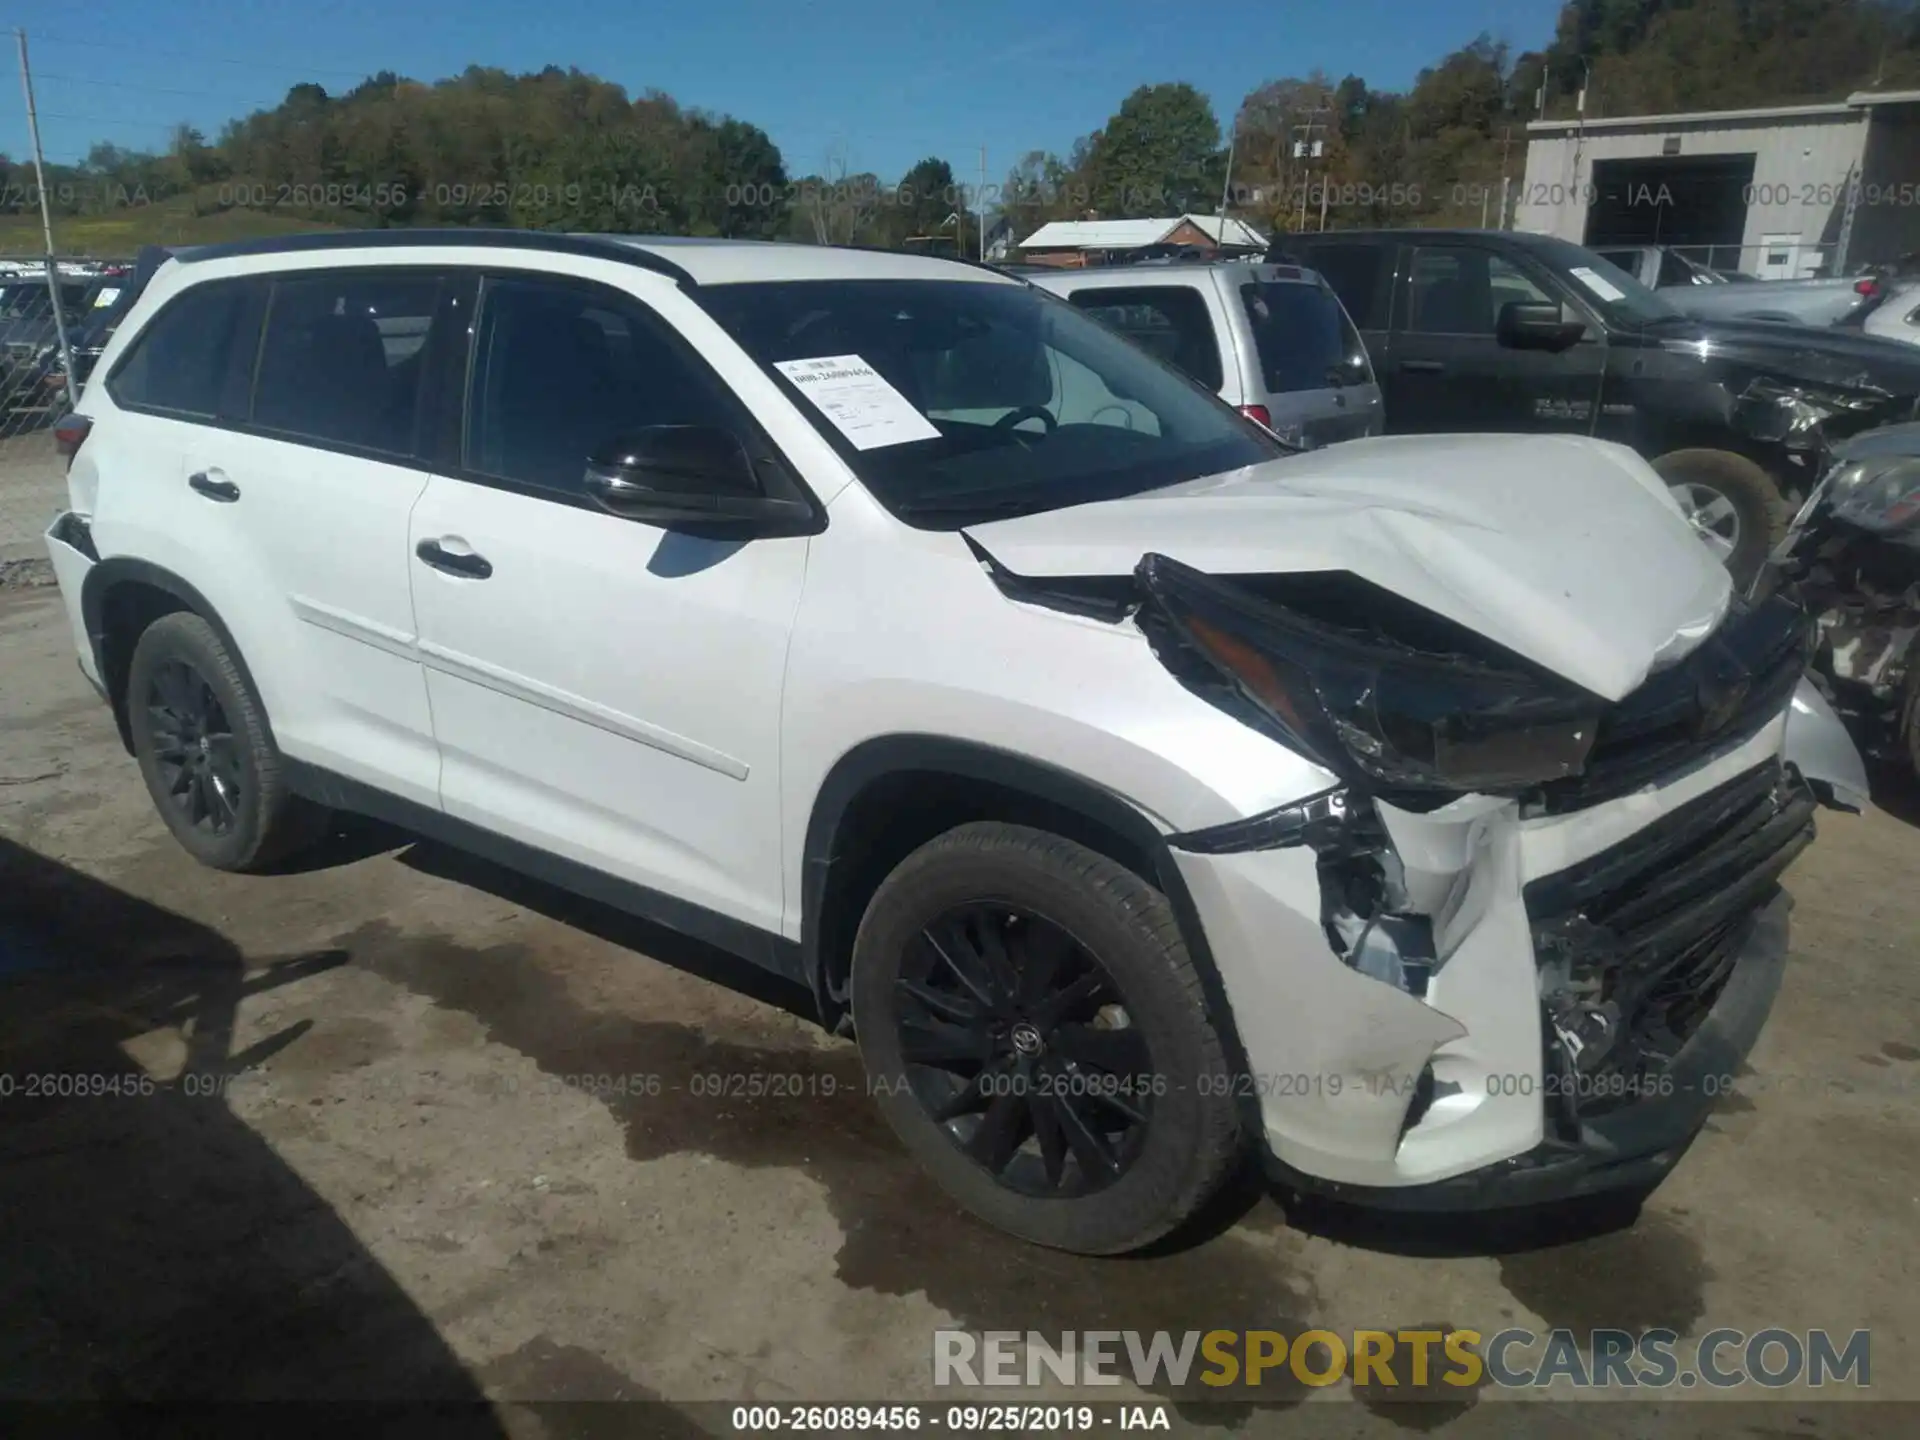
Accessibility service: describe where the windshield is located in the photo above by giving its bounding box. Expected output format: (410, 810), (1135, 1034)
(700, 278), (1282, 527)
(1239, 278), (1372, 393)
(0, 284), (55, 320)
(1528, 236), (1686, 328)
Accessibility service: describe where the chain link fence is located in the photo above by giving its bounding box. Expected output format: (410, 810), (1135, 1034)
(0, 255), (132, 572)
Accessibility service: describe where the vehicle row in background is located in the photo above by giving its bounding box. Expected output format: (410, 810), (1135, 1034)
(0, 266), (131, 416)
(1274, 227), (1920, 586)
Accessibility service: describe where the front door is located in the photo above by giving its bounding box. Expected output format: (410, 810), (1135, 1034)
(1384, 242), (1607, 436)
(407, 271), (810, 939)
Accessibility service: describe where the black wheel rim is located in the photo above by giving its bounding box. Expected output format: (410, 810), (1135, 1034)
(893, 903), (1153, 1198)
(145, 659), (242, 837)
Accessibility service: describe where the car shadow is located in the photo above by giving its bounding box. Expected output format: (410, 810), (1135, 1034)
(0, 835), (505, 1422)
(394, 838), (821, 1024)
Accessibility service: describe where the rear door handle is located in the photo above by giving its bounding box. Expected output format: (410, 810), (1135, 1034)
(1398, 359), (1446, 374)
(187, 470), (240, 502)
(415, 538), (493, 580)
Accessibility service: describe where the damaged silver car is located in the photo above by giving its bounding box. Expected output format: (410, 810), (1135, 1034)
(1767, 420), (1920, 785)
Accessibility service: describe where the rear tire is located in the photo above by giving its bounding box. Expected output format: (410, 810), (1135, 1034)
(125, 612), (328, 872)
(850, 822), (1243, 1254)
(1651, 448), (1786, 589)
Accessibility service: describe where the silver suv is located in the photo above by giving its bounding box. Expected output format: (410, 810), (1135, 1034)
(1026, 259), (1384, 448)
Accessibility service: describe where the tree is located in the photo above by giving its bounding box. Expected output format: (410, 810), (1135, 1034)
(679, 116), (787, 238)
(1083, 83), (1222, 217)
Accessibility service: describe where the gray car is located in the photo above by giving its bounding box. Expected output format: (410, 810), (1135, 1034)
(1592, 244), (1880, 328)
(1024, 258), (1384, 448)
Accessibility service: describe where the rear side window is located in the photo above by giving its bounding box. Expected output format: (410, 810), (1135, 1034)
(1067, 286), (1223, 390)
(108, 280), (261, 418)
(1297, 244), (1387, 329)
(252, 272), (442, 456)
(1239, 281), (1372, 394)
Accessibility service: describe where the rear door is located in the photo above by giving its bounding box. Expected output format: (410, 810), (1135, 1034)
(93, 267), (447, 805)
(1384, 241), (1606, 436)
(1286, 239), (1393, 379)
(1231, 266), (1382, 446)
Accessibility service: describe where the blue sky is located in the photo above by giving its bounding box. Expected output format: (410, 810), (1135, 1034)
(0, 0), (1563, 184)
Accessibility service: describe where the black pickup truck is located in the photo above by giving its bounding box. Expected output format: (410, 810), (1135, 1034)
(1275, 228), (1920, 584)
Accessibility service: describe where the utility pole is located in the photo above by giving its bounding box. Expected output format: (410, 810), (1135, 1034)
(1218, 113), (1238, 218)
(16, 29), (75, 409)
(1291, 103), (1330, 233)
(978, 144), (987, 261)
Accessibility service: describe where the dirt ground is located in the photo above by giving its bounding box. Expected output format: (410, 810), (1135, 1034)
(2, 582), (1918, 1436)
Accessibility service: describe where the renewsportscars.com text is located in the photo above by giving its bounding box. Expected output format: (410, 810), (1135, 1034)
(933, 1327), (1871, 1390)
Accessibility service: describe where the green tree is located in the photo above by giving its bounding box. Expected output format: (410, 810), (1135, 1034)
(1083, 82), (1223, 217)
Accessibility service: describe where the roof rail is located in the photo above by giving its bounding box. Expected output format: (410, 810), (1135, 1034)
(169, 228), (700, 288)
(824, 241), (1032, 284)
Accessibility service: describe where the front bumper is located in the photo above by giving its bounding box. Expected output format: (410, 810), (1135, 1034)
(1258, 889), (1790, 1211)
(1172, 714), (1807, 1211)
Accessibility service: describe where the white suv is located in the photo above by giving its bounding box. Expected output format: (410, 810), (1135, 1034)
(44, 231), (1825, 1254)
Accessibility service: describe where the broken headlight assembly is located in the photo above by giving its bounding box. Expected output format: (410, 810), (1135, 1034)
(1825, 454), (1920, 536)
(1134, 553), (1603, 799)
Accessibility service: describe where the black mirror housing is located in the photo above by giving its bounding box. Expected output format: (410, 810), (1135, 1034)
(582, 425), (814, 534)
(1496, 299), (1586, 352)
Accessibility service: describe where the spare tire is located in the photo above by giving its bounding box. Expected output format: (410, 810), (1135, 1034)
(1650, 448), (1786, 590)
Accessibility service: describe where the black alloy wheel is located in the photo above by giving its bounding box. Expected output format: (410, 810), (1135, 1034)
(851, 822), (1243, 1255)
(125, 610), (329, 872)
(895, 902), (1154, 1197)
(144, 658), (244, 836)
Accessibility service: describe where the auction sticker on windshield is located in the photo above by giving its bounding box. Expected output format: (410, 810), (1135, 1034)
(773, 354), (941, 450)
(1569, 266), (1627, 302)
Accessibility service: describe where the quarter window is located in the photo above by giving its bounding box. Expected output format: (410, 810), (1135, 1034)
(465, 277), (745, 496)
(252, 272), (442, 456)
(107, 279), (261, 418)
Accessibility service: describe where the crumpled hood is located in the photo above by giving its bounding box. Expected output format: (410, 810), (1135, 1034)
(1663, 318), (1920, 398)
(963, 433), (1733, 702)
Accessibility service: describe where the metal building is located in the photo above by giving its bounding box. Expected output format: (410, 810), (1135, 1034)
(1516, 90), (1920, 277)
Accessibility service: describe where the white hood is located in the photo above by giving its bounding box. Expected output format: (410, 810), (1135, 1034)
(963, 433), (1732, 702)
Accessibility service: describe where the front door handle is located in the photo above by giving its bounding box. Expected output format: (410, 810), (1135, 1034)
(1398, 359), (1446, 374)
(415, 538), (493, 580)
(188, 470), (240, 502)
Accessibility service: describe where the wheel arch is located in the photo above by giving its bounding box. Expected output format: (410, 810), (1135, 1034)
(799, 734), (1264, 1139)
(80, 558), (270, 755)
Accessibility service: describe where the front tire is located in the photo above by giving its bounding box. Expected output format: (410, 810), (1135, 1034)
(850, 822), (1243, 1254)
(1651, 448), (1786, 589)
(126, 612), (327, 872)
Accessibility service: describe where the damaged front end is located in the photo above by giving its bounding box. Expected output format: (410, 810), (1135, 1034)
(1003, 550), (1817, 1200)
(1766, 431), (1920, 773)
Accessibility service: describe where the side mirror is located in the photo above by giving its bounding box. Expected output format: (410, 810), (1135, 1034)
(1496, 299), (1586, 352)
(582, 425), (813, 533)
